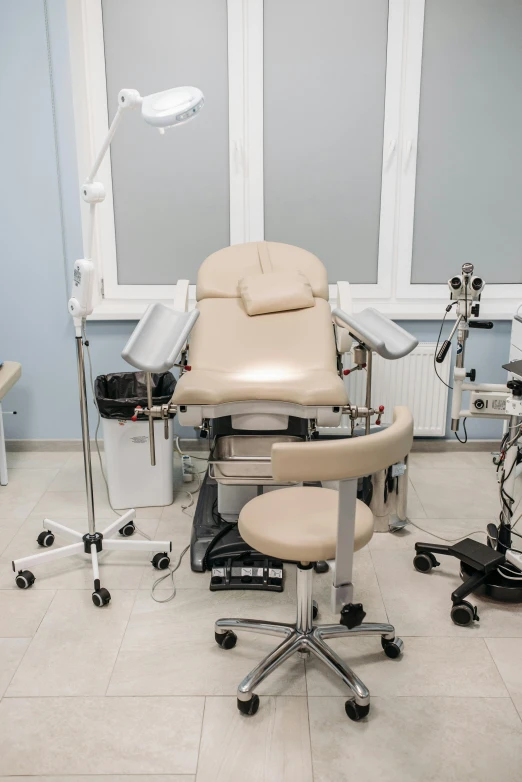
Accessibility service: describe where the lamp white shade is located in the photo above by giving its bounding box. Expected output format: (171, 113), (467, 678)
(141, 86), (204, 129)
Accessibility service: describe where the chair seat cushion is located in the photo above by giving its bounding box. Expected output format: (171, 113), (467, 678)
(173, 298), (347, 406)
(0, 362), (21, 401)
(238, 486), (374, 563)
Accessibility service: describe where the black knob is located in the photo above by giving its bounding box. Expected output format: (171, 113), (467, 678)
(507, 379), (522, 397)
(466, 369), (476, 381)
(340, 602), (366, 630)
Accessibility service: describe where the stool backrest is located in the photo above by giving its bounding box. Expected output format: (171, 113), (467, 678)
(271, 406), (413, 483)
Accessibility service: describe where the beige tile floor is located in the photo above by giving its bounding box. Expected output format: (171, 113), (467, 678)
(0, 449), (521, 780)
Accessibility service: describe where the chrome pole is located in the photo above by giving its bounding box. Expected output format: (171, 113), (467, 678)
(76, 335), (96, 535)
(365, 348), (372, 435)
(146, 371), (156, 466)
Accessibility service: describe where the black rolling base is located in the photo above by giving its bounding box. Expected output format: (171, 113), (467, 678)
(413, 538), (510, 626)
(460, 561), (522, 603)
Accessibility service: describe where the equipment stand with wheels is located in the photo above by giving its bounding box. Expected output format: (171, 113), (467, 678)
(12, 331), (173, 606)
(414, 264), (522, 625)
(8, 85), (205, 604)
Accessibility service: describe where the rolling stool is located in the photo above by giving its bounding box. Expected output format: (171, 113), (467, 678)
(215, 406), (414, 721)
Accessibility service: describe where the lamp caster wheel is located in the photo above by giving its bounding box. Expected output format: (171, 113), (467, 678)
(381, 636), (404, 659)
(119, 522), (135, 537)
(312, 600), (319, 620)
(314, 561), (329, 574)
(92, 587), (111, 607)
(237, 694), (259, 716)
(413, 552), (439, 573)
(37, 531), (55, 548)
(15, 570), (35, 589)
(215, 630), (237, 649)
(345, 700), (370, 721)
(151, 552), (170, 570)
(451, 601), (478, 626)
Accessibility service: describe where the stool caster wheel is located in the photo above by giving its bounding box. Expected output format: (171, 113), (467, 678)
(413, 552), (439, 573)
(237, 694), (259, 716)
(37, 531), (54, 548)
(15, 570), (35, 589)
(215, 630), (237, 649)
(312, 600), (319, 620)
(151, 552), (170, 570)
(381, 636), (404, 659)
(119, 522), (135, 537)
(345, 700), (370, 722)
(451, 600), (479, 626)
(314, 561), (329, 574)
(92, 587), (111, 607)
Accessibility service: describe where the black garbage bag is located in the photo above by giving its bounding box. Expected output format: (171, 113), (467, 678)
(94, 371), (176, 420)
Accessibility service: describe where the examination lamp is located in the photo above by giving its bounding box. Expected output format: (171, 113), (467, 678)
(70, 85), (204, 319)
(54, 85), (203, 596)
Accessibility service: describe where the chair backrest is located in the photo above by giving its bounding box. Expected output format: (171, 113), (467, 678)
(271, 406), (414, 483)
(196, 241), (329, 301)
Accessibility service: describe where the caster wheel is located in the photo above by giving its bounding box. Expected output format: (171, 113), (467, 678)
(381, 636), (404, 659)
(237, 694), (260, 716)
(119, 522), (135, 537)
(314, 560), (329, 574)
(215, 630), (237, 649)
(312, 600), (319, 620)
(451, 600), (478, 626)
(413, 552), (439, 573)
(92, 587), (111, 607)
(151, 552), (170, 570)
(345, 700), (370, 721)
(37, 530), (55, 548)
(15, 570), (35, 589)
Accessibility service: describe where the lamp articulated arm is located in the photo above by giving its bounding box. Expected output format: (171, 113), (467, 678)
(68, 90), (143, 329)
(67, 85), (204, 329)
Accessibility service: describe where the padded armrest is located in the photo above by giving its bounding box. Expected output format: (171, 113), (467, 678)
(122, 302), (199, 372)
(332, 307), (418, 360)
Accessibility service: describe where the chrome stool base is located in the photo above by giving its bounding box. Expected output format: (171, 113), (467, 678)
(215, 564), (403, 720)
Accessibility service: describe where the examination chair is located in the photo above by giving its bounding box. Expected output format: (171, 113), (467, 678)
(122, 241), (417, 599)
(214, 406), (414, 720)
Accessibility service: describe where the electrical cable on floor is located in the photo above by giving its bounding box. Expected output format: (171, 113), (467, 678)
(406, 518), (489, 544)
(81, 320), (206, 601)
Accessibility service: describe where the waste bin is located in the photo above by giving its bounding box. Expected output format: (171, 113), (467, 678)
(95, 371), (176, 509)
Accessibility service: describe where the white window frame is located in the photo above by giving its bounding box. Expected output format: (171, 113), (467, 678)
(394, 0), (522, 318)
(66, 0), (519, 321)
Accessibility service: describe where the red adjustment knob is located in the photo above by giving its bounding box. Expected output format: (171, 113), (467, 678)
(376, 419), (381, 426)
(131, 405), (142, 422)
(343, 369), (351, 376)
(184, 365), (192, 371)
(362, 363), (367, 369)
(379, 405), (385, 413)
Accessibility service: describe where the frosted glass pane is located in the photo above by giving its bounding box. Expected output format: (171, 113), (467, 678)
(264, 0), (388, 283)
(102, 0), (229, 285)
(412, 0), (522, 284)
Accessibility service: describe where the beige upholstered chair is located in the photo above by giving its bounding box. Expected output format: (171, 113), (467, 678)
(215, 406), (414, 721)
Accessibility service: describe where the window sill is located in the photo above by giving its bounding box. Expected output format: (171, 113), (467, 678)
(89, 296), (518, 322)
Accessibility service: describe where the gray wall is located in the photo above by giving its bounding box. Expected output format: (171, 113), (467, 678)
(0, 0), (513, 442)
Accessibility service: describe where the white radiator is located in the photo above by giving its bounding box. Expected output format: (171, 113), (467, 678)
(341, 342), (451, 437)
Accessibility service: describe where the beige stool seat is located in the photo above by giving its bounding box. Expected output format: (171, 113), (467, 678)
(239, 487), (374, 563)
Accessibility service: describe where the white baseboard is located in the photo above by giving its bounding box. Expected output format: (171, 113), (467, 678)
(7, 437), (498, 453)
